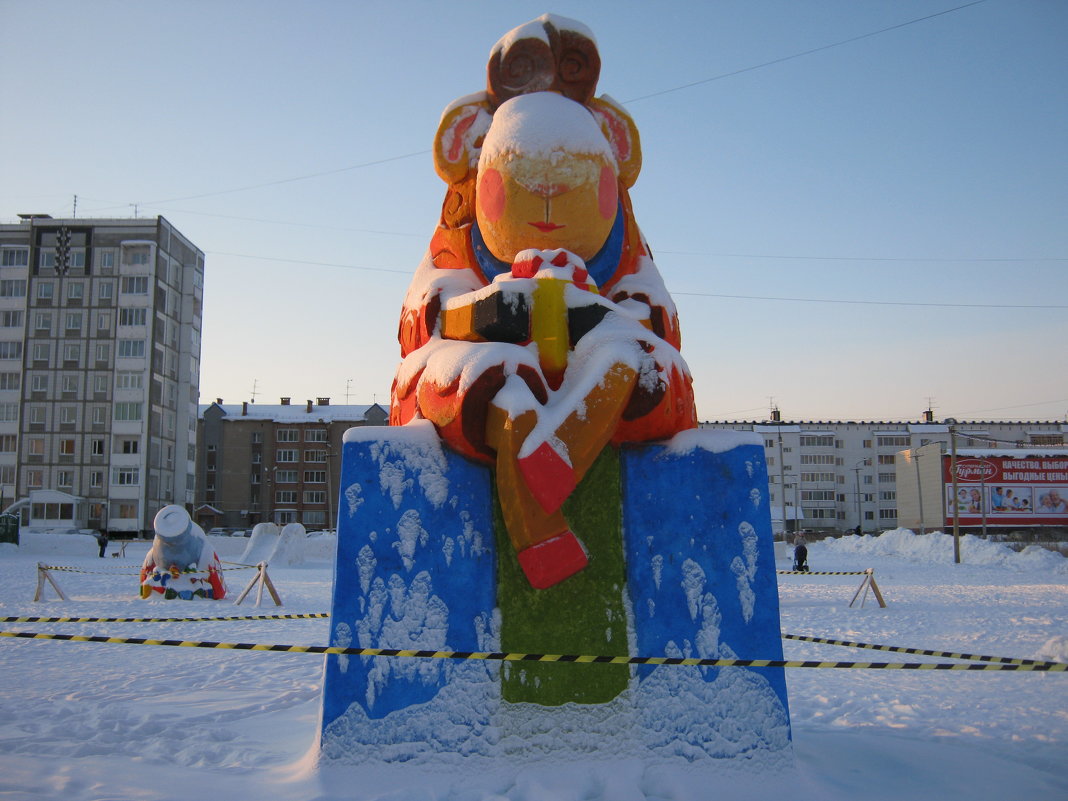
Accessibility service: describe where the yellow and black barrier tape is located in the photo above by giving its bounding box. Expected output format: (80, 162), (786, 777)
(777, 570), (867, 576)
(0, 613), (328, 624)
(1, 630), (1065, 671)
(782, 632), (1051, 666)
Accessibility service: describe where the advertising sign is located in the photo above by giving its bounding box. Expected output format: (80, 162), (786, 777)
(943, 455), (1068, 526)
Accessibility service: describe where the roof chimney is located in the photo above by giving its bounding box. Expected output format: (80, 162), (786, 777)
(215, 397), (223, 405)
(317, 397), (330, 406)
(242, 401), (248, 416)
(280, 397), (291, 406)
(923, 408), (934, 423)
(306, 399), (313, 413)
(771, 407), (781, 423)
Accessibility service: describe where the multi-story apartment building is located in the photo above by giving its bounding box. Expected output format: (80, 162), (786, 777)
(0, 215), (203, 536)
(196, 398), (388, 532)
(701, 410), (1067, 535)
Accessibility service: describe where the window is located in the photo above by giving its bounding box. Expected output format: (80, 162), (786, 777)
(59, 439), (76, 456)
(116, 372), (143, 390)
(0, 310), (22, 327)
(99, 281), (114, 299)
(0, 403), (18, 422)
(0, 342), (22, 360)
(65, 312), (83, 331)
(66, 282), (84, 301)
(118, 307), (147, 326)
(864, 475), (873, 485)
(117, 340), (145, 358)
(0, 372), (19, 390)
(305, 429), (328, 442)
(26, 469), (43, 488)
(807, 508), (836, 519)
(800, 472), (835, 483)
(766, 456), (775, 467)
(93, 374), (108, 393)
(92, 406), (107, 425)
(1, 248), (28, 267)
(120, 276), (149, 294)
(303, 511), (327, 526)
(62, 375), (79, 393)
(34, 312), (51, 332)
(303, 470), (327, 483)
(878, 472), (895, 483)
(112, 467), (140, 486)
(0, 434), (15, 452)
(95, 343), (110, 362)
(91, 439), (105, 456)
(879, 508), (898, 520)
(303, 491), (327, 504)
(275, 490), (298, 504)
(276, 449), (298, 463)
(0, 279), (26, 297)
(1030, 434), (1064, 446)
(880, 491), (897, 501)
(305, 450), (327, 463)
(800, 454), (836, 465)
(60, 406), (77, 424)
(799, 435), (834, 447)
(123, 247), (150, 266)
(251, 432), (263, 444)
(62, 343), (80, 362)
(878, 454), (896, 465)
(28, 406), (45, 424)
(275, 470), (297, 483)
(876, 435), (910, 448)
(764, 439), (775, 449)
(276, 429), (299, 442)
(32, 343), (50, 362)
(99, 251), (115, 270)
(40, 251), (55, 269)
(90, 471), (103, 488)
(113, 502), (138, 519)
(801, 490), (835, 502)
(118, 439), (139, 454)
(114, 402), (143, 421)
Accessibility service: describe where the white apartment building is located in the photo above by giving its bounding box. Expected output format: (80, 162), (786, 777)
(0, 215), (203, 536)
(701, 411), (1067, 534)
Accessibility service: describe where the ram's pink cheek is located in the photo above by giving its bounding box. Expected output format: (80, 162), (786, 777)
(479, 168), (506, 223)
(598, 165), (618, 220)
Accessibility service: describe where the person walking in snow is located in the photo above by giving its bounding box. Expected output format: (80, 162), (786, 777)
(793, 534), (809, 572)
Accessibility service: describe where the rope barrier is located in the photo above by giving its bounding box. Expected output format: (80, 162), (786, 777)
(2, 630), (1064, 671)
(781, 633), (1051, 666)
(777, 570), (867, 576)
(39, 563), (255, 575)
(0, 613), (328, 624)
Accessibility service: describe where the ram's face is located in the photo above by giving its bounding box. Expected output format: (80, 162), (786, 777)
(476, 148), (617, 264)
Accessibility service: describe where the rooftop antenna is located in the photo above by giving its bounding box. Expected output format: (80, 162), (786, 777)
(72, 194), (77, 219)
(250, 378), (259, 403)
(345, 378), (353, 404)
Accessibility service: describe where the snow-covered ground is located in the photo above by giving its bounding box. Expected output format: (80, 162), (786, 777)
(0, 528), (1065, 800)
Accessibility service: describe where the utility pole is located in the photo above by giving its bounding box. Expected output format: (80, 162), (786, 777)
(912, 449), (926, 535)
(946, 419), (961, 563)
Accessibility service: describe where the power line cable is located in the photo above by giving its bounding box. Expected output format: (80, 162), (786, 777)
(621, 1), (989, 104)
(68, 3), (989, 216)
(671, 289), (1068, 310)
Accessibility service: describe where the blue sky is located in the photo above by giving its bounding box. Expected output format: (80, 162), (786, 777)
(2, 0), (1065, 422)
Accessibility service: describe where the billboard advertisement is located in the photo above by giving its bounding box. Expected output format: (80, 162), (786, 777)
(943, 455), (1068, 527)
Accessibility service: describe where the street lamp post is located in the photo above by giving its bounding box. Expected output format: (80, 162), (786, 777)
(912, 449), (926, 535)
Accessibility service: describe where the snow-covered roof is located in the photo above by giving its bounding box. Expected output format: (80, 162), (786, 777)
(199, 402), (388, 424)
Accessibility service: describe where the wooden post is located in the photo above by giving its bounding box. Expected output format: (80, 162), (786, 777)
(233, 562), (283, 607)
(849, 568), (887, 609)
(33, 563), (68, 602)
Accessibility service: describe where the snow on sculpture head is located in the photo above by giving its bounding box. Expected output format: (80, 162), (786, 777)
(430, 14), (642, 268)
(147, 504), (206, 570)
(476, 92), (618, 263)
(154, 504), (195, 539)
